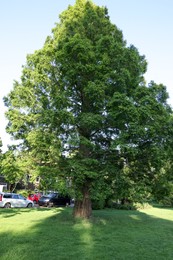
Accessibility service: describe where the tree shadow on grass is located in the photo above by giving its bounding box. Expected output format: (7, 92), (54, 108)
(0, 208), (34, 218)
(0, 206), (173, 260)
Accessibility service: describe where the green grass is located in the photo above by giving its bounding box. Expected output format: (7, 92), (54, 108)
(1, 206), (173, 260)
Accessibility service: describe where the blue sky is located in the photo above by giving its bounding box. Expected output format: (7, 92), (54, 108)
(0, 0), (173, 152)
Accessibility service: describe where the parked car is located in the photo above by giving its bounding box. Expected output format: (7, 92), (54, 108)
(27, 193), (42, 204)
(38, 192), (71, 207)
(0, 193), (34, 208)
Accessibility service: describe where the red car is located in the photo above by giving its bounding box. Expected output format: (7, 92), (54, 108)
(27, 193), (42, 204)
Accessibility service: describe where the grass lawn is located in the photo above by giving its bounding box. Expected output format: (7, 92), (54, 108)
(0, 206), (173, 260)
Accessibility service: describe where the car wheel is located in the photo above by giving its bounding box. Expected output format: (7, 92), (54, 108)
(27, 203), (33, 208)
(47, 202), (53, 208)
(4, 203), (11, 208)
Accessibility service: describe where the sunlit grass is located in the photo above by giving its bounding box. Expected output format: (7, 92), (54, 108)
(0, 206), (173, 259)
(140, 206), (173, 221)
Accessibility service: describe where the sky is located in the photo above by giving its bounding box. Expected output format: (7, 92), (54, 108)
(0, 0), (173, 152)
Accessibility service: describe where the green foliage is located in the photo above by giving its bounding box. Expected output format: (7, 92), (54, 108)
(0, 137), (3, 173)
(152, 162), (173, 205)
(0, 137), (2, 152)
(1, 148), (24, 185)
(90, 173), (114, 209)
(16, 189), (29, 198)
(3, 0), (173, 214)
(112, 201), (153, 210)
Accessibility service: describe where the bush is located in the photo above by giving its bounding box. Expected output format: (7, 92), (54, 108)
(112, 201), (152, 210)
(17, 189), (30, 198)
(92, 199), (106, 210)
(112, 202), (136, 210)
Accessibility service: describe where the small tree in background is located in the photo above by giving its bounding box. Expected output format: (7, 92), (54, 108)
(0, 138), (3, 177)
(1, 146), (26, 191)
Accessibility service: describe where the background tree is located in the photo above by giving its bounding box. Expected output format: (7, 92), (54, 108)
(3, 0), (173, 218)
(1, 146), (28, 191)
(0, 138), (3, 175)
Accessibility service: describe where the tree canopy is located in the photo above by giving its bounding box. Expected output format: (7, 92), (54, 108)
(3, 0), (173, 218)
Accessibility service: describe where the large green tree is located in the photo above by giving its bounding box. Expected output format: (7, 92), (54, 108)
(4, 0), (173, 217)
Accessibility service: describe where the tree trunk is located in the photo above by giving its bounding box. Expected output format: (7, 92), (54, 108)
(73, 182), (92, 219)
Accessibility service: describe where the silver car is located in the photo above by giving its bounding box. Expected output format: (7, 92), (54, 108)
(0, 193), (34, 208)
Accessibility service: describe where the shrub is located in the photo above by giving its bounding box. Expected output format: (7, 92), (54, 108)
(91, 199), (106, 210)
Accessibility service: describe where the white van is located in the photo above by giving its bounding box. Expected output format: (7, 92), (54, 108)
(0, 193), (34, 208)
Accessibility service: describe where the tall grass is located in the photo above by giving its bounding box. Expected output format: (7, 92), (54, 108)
(0, 206), (173, 259)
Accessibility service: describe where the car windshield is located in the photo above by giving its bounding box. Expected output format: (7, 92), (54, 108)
(46, 193), (57, 198)
(18, 194), (25, 200)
